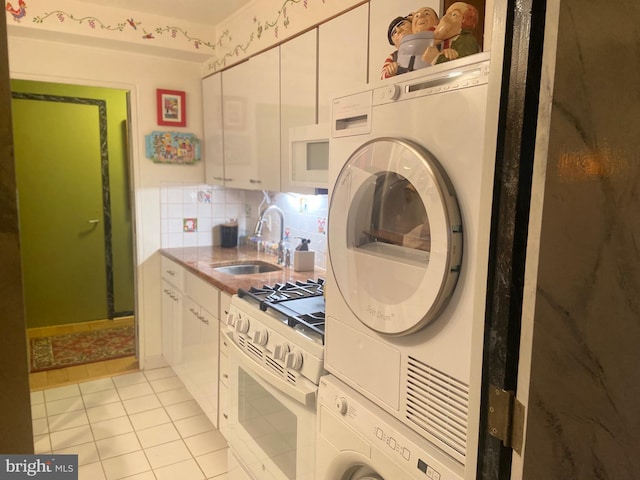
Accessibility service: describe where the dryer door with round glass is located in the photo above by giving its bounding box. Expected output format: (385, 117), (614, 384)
(328, 137), (462, 335)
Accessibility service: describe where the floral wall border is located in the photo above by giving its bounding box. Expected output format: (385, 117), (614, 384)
(6, 0), (338, 69)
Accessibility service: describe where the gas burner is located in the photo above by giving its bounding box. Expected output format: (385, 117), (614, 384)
(237, 279), (325, 343)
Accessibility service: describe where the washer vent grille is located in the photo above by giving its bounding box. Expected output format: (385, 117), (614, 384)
(406, 356), (469, 462)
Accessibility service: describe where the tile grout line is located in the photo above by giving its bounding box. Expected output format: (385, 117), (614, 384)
(36, 368), (226, 479)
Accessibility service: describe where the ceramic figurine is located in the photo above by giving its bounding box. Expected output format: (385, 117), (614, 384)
(381, 15), (413, 79)
(423, 2), (480, 65)
(396, 7), (440, 73)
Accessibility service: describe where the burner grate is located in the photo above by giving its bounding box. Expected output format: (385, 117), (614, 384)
(238, 279), (326, 343)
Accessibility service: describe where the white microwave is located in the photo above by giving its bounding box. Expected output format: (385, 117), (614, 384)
(286, 123), (329, 191)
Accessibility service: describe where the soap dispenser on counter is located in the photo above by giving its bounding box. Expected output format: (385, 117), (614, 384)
(293, 238), (315, 272)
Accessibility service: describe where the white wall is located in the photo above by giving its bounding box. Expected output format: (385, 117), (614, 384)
(7, 35), (205, 368)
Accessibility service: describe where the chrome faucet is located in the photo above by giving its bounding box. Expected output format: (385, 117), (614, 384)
(254, 205), (285, 262)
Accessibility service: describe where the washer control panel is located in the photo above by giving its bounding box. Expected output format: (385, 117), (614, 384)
(318, 375), (464, 480)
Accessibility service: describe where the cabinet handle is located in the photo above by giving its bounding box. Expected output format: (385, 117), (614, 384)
(223, 413), (228, 419)
(223, 374), (228, 379)
(249, 178), (262, 184)
(224, 177), (233, 182)
(166, 270), (175, 276)
(213, 176), (224, 181)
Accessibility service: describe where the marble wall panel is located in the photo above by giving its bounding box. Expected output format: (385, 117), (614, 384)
(523, 0), (640, 477)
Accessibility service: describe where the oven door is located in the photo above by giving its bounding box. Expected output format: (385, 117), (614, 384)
(221, 331), (317, 480)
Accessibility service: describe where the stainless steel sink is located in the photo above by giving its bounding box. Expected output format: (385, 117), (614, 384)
(212, 261), (282, 275)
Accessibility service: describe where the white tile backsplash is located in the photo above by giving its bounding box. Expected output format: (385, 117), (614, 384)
(160, 183), (328, 269)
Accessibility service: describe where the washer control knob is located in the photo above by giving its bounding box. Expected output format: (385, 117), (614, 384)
(336, 397), (348, 416)
(273, 344), (290, 361)
(284, 351), (303, 370)
(375, 85), (400, 101)
(253, 330), (268, 346)
(235, 318), (250, 334)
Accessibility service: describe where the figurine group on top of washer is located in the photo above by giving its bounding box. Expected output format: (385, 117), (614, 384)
(381, 2), (480, 80)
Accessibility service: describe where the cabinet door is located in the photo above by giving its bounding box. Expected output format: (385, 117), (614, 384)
(198, 305), (219, 427)
(318, 4), (369, 124)
(161, 279), (182, 366)
(222, 46), (280, 191)
(203, 73), (225, 186)
(182, 296), (202, 366)
(280, 29), (318, 193)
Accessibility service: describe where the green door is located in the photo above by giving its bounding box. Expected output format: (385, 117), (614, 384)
(13, 98), (109, 327)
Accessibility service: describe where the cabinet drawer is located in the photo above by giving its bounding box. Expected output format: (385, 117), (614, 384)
(186, 272), (220, 316)
(161, 256), (185, 291)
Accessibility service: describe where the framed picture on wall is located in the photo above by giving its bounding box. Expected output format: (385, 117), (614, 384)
(156, 89), (186, 127)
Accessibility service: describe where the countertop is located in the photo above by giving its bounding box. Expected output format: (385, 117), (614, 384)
(160, 246), (326, 295)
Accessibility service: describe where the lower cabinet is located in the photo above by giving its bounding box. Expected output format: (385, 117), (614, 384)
(175, 296), (218, 426)
(161, 257), (222, 428)
(161, 259), (184, 367)
(218, 291), (232, 431)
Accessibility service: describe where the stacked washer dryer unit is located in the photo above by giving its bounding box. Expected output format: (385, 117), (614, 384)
(321, 52), (494, 480)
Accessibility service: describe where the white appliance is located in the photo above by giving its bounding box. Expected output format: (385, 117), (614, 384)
(288, 123), (330, 188)
(316, 375), (464, 480)
(221, 281), (326, 480)
(325, 52), (493, 469)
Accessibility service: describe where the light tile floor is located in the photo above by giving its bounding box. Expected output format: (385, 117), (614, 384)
(31, 367), (229, 480)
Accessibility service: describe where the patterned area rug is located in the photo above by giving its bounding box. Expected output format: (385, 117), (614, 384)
(30, 326), (135, 372)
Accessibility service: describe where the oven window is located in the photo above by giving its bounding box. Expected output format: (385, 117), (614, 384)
(238, 368), (297, 480)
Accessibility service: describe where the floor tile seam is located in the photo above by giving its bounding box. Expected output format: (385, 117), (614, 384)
(77, 460), (109, 480)
(94, 431), (144, 463)
(130, 401), (219, 461)
(97, 448), (153, 479)
(47, 400), (129, 431)
(78, 377), (118, 396)
(135, 435), (207, 476)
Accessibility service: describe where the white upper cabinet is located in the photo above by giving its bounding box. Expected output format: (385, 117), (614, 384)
(202, 72), (224, 186)
(222, 46), (281, 191)
(280, 29), (319, 193)
(318, 4), (369, 124)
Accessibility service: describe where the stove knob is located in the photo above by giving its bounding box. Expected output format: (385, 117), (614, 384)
(226, 312), (236, 328)
(273, 344), (290, 361)
(235, 318), (250, 334)
(284, 351), (303, 370)
(253, 330), (268, 346)
(336, 397), (348, 416)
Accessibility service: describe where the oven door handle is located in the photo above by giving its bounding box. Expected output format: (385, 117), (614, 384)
(225, 331), (317, 407)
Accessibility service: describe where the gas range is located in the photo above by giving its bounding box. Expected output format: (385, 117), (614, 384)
(225, 279), (326, 386)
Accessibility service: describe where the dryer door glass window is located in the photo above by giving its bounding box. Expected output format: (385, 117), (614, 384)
(328, 138), (462, 335)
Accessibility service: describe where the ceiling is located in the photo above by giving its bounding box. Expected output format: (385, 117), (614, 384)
(79, 0), (253, 26)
